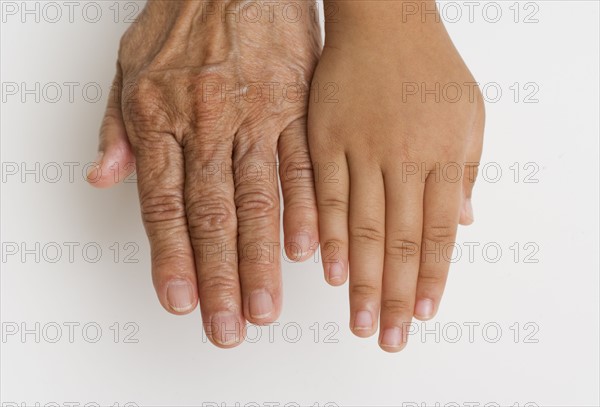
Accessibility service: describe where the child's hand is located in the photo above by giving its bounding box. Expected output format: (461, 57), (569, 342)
(308, 0), (485, 352)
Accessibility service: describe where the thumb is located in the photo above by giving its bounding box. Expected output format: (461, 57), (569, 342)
(87, 62), (135, 188)
(460, 92), (485, 225)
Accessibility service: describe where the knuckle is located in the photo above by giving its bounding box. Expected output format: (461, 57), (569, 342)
(318, 196), (348, 215)
(126, 76), (159, 112)
(283, 196), (316, 214)
(235, 188), (278, 220)
(184, 139), (232, 162)
(197, 273), (239, 296)
(151, 249), (189, 272)
(418, 273), (445, 287)
(313, 126), (344, 150)
(424, 224), (456, 244)
(385, 235), (420, 259)
(350, 282), (379, 299)
(280, 148), (311, 171)
(187, 198), (236, 235)
(381, 298), (413, 315)
(140, 192), (186, 225)
(238, 244), (278, 266)
(282, 184), (317, 216)
(122, 76), (171, 134)
(350, 222), (385, 244)
(279, 154), (314, 185)
(238, 265), (277, 285)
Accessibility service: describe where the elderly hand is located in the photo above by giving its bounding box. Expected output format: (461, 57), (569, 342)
(88, 0), (321, 348)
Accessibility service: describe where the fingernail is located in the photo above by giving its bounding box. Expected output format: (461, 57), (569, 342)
(380, 327), (404, 349)
(353, 310), (373, 331)
(166, 280), (195, 313)
(249, 290), (273, 319)
(86, 151), (104, 181)
(294, 233), (312, 257)
(328, 262), (344, 284)
(415, 298), (434, 320)
(210, 311), (242, 346)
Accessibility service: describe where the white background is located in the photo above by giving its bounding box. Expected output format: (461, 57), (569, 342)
(1, 1), (598, 406)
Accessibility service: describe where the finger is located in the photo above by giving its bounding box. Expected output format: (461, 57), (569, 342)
(278, 117), (319, 262)
(87, 63), (135, 188)
(378, 171), (424, 352)
(234, 131), (282, 325)
(129, 132), (198, 317)
(414, 169), (462, 321)
(460, 94), (485, 225)
(347, 158), (385, 338)
(183, 136), (245, 348)
(308, 138), (350, 287)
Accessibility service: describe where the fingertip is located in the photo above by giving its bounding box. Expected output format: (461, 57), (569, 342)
(459, 215), (474, 226)
(351, 310), (377, 338)
(379, 344), (407, 353)
(379, 327), (408, 353)
(326, 261), (347, 286)
(205, 311), (246, 349)
(164, 279), (198, 315)
(413, 298), (436, 321)
(241, 288), (281, 329)
(244, 289), (282, 325)
(320, 239), (348, 286)
(246, 313), (281, 326)
(89, 106), (135, 188)
(352, 327), (377, 339)
(86, 146), (135, 188)
(85, 151), (105, 186)
(285, 231), (319, 262)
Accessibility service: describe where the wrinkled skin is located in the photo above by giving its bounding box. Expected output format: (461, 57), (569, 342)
(308, 0), (485, 352)
(88, 0), (321, 347)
